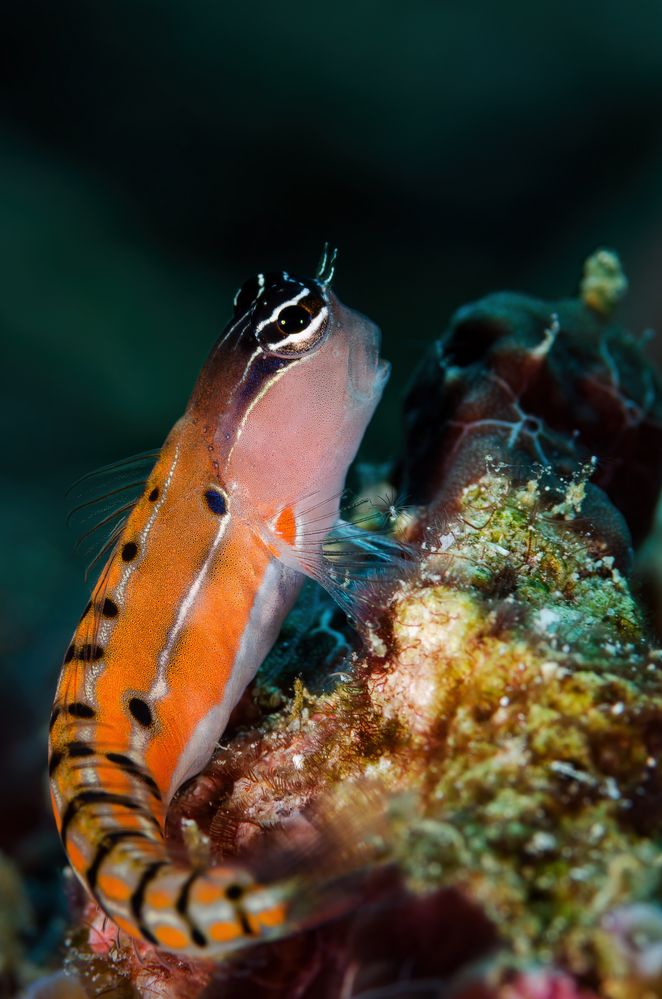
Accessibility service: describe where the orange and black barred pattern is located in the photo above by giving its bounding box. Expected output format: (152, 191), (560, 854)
(49, 260), (390, 955)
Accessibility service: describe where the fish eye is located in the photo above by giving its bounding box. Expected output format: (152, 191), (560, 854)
(277, 305), (311, 335)
(256, 287), (329, 356)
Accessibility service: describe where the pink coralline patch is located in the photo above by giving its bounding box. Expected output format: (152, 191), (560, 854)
(169, 706), (351, 862)
(86, 906), (122, 956)
(69, 890), (216, 997)
(602, 903), (662, 980)
(371, 588), (480, 736)
(494, 970), (600, 999)
(451, 970), (601, 999)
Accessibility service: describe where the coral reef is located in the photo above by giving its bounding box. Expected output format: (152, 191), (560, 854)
(401, 250), (662, 552)
(38, 254), (662, 998)
(635, 495), (662, 644)
(0, 852), (33, 996)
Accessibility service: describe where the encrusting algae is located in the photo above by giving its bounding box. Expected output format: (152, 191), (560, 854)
(34, 251), (662, 999)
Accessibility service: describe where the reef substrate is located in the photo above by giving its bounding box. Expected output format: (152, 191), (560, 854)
(39, 253), (662, 999)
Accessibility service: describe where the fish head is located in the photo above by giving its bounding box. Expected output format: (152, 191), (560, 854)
(191, 264), (390, 522)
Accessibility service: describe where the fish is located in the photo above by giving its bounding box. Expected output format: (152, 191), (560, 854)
(48, 248), (393, 955)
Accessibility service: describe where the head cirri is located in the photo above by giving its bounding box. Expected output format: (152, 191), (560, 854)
(189, 251), (390, 516)
(231, 243), (338, 356)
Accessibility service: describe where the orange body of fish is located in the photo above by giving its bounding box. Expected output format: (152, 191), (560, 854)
(49, 254), (391, 955)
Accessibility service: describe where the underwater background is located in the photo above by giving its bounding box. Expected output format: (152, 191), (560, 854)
(2, 1), (662, 991)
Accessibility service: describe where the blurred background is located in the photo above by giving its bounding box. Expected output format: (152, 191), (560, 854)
(2, 0), (662, 979)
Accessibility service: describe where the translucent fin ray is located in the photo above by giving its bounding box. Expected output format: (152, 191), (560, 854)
(259, 490), (412, 627)
(65, 449), (159, 580)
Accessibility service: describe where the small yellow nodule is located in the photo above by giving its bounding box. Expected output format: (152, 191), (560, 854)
(580, 248), (628, 316)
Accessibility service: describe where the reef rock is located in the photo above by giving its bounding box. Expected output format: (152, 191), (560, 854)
(51, 253), (662, 999)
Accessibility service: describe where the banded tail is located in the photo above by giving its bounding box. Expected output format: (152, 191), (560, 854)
(50, 262), (393, 954)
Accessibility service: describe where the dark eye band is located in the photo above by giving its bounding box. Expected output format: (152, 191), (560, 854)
(233, 274), (265, 315)
(231, 273), (329, 356)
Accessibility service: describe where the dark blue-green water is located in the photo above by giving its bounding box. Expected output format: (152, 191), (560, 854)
(2, 1), (662, 978)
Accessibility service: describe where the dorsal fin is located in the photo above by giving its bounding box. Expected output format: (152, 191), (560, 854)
(66, 450), (159, 580)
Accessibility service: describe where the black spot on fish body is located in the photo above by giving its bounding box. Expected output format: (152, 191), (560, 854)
(68, 741), (95, 757)
(121, 541), (138, 562)
(176, 872), (198, 916)
(204, 488), (227, 516)
(67, 702), (95, 719)
(129, 697), (152, 727)
(148, 487), (159, 502)
(101, 597), (118, 618)
(48, 751), (63, 777)
(64, 645), (76, 664)
(79, 643), (104, 662)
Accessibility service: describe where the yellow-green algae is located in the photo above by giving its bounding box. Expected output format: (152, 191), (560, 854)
(49, 253), (662, 998)
(154, 463), (660, 997)
(373, 469), (662, 996)
(0, 851), (34, 991)
(61, 464), (662, 999)
(260, 465), (659, 996)
(383, 470), (662, 999)
(580, 248), (629, 317)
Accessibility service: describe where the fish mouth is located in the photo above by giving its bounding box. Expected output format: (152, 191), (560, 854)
(375, 357), (392, 392)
